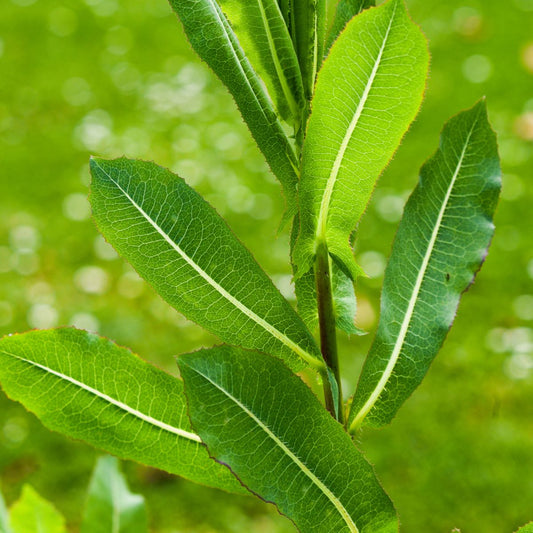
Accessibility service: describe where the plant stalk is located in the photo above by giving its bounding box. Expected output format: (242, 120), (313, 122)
(315, 241), (343, 423)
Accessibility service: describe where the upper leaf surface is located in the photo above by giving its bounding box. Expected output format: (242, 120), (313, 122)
(10, 486), (66, 533)
(81, 456), (148, 533)
(349, 101), (501, 431)
(90, 157), (323, 372)
(217, 0), (305, 127)
(179, 345), (398, 533)
(168, 0), (299, 210)
(325, 0), (375, 53)
(516, 523), (533, 533)
(0, 328), (245, 494)
(293, 0), (428, 280)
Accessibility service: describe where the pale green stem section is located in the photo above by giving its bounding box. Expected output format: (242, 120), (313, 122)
(197, 369), (359, 533)
(348, 121), (476, 433)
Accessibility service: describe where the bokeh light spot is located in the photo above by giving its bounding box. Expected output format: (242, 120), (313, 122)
(462, 54), (493, 83)
(27, 304), (59, 329)
(63, 192), (91, 221)
(74, 265), (110, 294)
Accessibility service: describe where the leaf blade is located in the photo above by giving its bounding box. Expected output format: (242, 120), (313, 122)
(167, 0), (299, 208)
(81, 456), (147, 533)
(90, 157), (323, 372)
(179, 345), (398, 533)
(349, 100), (501, 431)
(294, 0), (429, 280)
(0, 328), (245, 494)
(218, 0), (305, 126)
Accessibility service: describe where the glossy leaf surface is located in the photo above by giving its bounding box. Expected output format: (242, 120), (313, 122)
(90, 157), (323, 373)
(325, 0), (375, 53)
(294, 0), (428, 281)
(81, 456), (147, 533)
(167, 0), (299, 209)
(349, 101), (501, 431)
(0, 328), (245, 494)
(218, 0), (305, 126)
(179, 345), (398, 533)
(10, 486), (66, 533)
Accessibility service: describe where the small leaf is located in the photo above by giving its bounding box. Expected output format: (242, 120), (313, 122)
(0, 328), (245, 494)
(218, 0), (305, 127)
(293, 0), (428, 281)
(349, 101), (501, 431)
(0, 489), (12, 533)
(168, 0), (299, 210)
(325, 0), (375, 53)
(10, 486), (66, 533)
(81, 456), (147, 533)
(90, 157), (323, 373)
(515, 522), (533, 533)
(179, 345), (398, 533)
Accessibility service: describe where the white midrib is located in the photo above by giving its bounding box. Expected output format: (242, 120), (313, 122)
(95, 164), (322, 371)
(4, 350), (202, 443)
(257, 0), (300, 120)
(210, 0), (299, 171)
(349, 121), (478, 432)
(198, 370), (359, 533)
(315, 3), (397, 241)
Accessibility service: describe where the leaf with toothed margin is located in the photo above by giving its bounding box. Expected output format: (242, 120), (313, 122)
(325, 0), (375, 54)
(179, 345), (398, 533)
(167, 0), (299, 213)
(81, 456), (148, 533)
(515, 523), (533, 533)
(348, 101), (501, 432)
(0, 328), (245, 494)
(90, 157), (324, 374)
(293, 0), (428, 283)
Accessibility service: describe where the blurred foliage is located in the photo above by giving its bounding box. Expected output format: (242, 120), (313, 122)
(0, 0), (532, 531)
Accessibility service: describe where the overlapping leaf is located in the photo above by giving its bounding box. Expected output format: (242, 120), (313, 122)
(217, 0), (305, 127)
(0, 328), (245, 494)
(9, 486), (66, 533)
(167, 0), (299, 210)
(349, 101), (501, 431)
(179, 345), (398, 533)
(90, 157), (323, 373)
(325, 0), (375, 53)
(293, 0), (428, 281)
(81, 456), (147, 533)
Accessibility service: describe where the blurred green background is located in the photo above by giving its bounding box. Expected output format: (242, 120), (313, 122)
(0, 0), (532, 531)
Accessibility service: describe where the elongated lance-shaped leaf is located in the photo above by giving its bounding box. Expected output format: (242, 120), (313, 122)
(90, 157), (323, 373)
(217, 0), (305, 128)
(10, 486), (66, 533)
(81, 456), (147, 533)
(348, 101), (501, 431)
(167, 0), (299, 211)
(293, 0), (429, 282)
(325, 0), (375, 53)
(516, 523), (533, 533)
(0, 490), (11, 533)
(0, 328), (246, 494)
(288, 0), (327, 100)
(179, 345), (398, 533)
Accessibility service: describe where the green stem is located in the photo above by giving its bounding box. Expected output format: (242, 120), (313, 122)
(315, 241), (343, 423)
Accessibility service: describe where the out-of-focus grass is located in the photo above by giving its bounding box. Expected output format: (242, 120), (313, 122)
(0, 0), (532, 531)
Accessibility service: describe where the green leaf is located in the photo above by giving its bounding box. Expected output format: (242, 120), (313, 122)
(167, 0), (299, 210)
(81, 456), (147, 533)
(325, 0), (375, 54)
(515, 523), (533, 533)
(0, 489), (12, 533)
(10, 486), (66, 533)
(348, 101), (501, 431)
(290, 0), (327, 99)
(90, 157), (323, 373)
(293, 0), (428, 281)
(0, 328), (246, 494)
(217, 0), (305, 127)
(179, 345), (398, 533)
